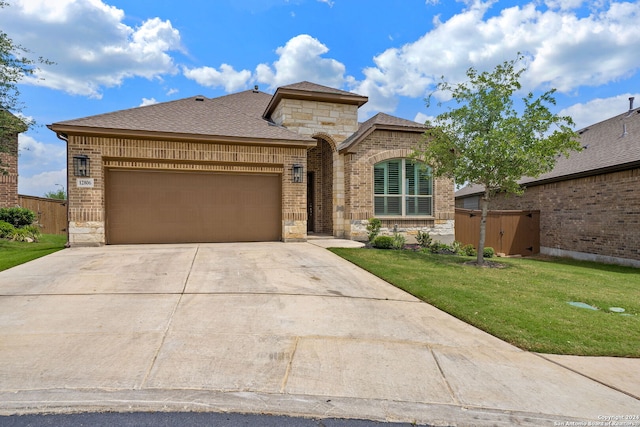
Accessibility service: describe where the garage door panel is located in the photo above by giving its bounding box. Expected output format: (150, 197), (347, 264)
(106, 170), (281, 244)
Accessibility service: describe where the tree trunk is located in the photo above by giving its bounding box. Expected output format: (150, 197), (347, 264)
(477, 190), (490, 264)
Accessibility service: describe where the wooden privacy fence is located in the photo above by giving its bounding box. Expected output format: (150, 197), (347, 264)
(18, 195), (67, 235)
(455, 208), (540, 256)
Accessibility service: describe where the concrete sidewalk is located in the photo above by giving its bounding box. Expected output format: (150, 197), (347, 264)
(0, 242), (638, 426)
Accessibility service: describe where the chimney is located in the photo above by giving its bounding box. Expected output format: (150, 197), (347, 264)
(253, 85), (259, 93)
(630, 97), (635, 111)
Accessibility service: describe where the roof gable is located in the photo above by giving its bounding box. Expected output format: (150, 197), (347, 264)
(263, 81), (368, 119)
(338, 112), (428, 153)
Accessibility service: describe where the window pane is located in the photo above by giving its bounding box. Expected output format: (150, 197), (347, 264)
(418, 196), (432, 216)
(387, 196), (401, 215)
(375, 196), (401, 216)
(387, 161), (400, 195)
(374, 165), (385, 195)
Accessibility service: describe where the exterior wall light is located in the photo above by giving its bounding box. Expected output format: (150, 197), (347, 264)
(73, 155), (90, 177)
(292, 164), (304, 183)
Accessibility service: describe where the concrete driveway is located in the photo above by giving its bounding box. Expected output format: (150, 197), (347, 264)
(0, 241), (638, 426)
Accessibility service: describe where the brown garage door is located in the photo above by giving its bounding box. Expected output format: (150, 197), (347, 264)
(106, 169), (281, 244)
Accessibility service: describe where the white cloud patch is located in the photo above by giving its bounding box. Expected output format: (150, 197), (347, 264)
(255, 34), (347, 91)
(140, 97), (158, 107)
(17, 134), (67, 196)
(19, 169), (68, 198)
(354, 1), (640, 111)
(183, 64), (252, 92)
(559, 93), (640, 130)
(0, 0), (183, 99)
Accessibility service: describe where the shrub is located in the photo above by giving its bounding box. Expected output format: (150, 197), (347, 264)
(366, 218), (382, 242)
(372, 235), (394, 249)
(415, 231), (432, 248)
(0, 207), (36, 228)
(0, 221), (16, 238)
(391, 232), (406, 250)
(483, 247), (496, 258)
(9, 225), (41, 242)
(451, 240), (462, 254)
(428, 242), (457, 255)
(461, 244), (477, 257)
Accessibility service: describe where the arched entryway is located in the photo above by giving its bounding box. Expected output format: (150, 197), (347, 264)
(307, 137), (334, 234)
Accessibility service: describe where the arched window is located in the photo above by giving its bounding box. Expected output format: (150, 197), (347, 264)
(374, 159), (432, 216)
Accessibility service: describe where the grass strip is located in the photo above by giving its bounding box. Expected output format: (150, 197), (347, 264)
(0, 234), (67, 272)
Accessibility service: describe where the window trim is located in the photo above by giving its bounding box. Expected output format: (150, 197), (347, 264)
(373, 158), (433, 218)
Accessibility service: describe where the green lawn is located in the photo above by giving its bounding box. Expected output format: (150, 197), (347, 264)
(0, 234), (67, 272)
(330, 248), (640, 357)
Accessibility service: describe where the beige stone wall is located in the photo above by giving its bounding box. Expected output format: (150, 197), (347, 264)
(343, 130), (455, 242)
(66, 135), (307, 246)
(489, 168), (640, 262)
(272, 99), (359, 144)
(0, 133), (19, 207)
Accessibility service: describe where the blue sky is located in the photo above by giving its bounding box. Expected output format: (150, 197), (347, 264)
(2, 0), (639, 196)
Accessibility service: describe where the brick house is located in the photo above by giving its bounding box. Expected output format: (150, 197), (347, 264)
(456, 99), (640, 267)
(0, 110), (25, 208)
(48, 81), (454, 246)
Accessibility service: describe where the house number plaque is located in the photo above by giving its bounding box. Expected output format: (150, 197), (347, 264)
(77, 178), (95, 188)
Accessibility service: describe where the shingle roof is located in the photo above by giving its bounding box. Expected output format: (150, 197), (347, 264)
(279, 81), (364, 98)
(338, 112), (428, 153)
(49, 90), (314, 144)
(456, 106), (640, 197)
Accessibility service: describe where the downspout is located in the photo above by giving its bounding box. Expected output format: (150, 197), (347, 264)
(54, 131), (70, 248)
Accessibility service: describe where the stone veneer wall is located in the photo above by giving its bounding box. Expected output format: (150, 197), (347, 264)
(489, 168), (640, 263)
(0, 133), (19, 207)
(344, 131), (455, 242)
(271, 98), (359, 238)
(66, 135), (307, 246)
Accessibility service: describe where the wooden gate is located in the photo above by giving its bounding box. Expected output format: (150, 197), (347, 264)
(18, 195), (67, 235)
(455, 208), (540, 256)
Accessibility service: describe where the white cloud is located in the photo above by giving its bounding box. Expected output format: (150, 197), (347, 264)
(255, 34), (347, 91)
(19, 169), (68, 198)
(183, 64), (252, 92)
(318, 0), (334, 7)
(17, 134), (68, 197)
(353, 1), (640, 110)
(559, 93), (640, 130)
(140, 97), (158, 107)
(18, 135), (67, 177)
(0, 0), (183, 99)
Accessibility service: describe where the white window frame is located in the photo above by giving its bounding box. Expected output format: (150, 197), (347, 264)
(374, 159), (433, 217)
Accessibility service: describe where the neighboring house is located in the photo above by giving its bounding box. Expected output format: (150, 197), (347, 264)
(48, 81), (454, 246)
(0, 110), (25, 208)
(456, 98), (640, 267)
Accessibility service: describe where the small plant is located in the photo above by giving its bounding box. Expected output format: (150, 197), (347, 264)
(483, 246), (496, 258)
(9, 225), (41, 242)
(461, 244), (477, 257)
(416, 230), (432, 248)
(428, 242), (456, 254)
(451, 240), (462, 254)
(372, 235), (394, 249)
(366, 218), (382, 242)
(0, 221), (16, 238)
(391, 232), (406, 250)
(0, 207), (36, 228)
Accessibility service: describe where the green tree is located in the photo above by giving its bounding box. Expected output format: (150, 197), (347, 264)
(44, 187), (66, 200)
(413, 55), (580, 265)
(0, 1), (52, 171)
